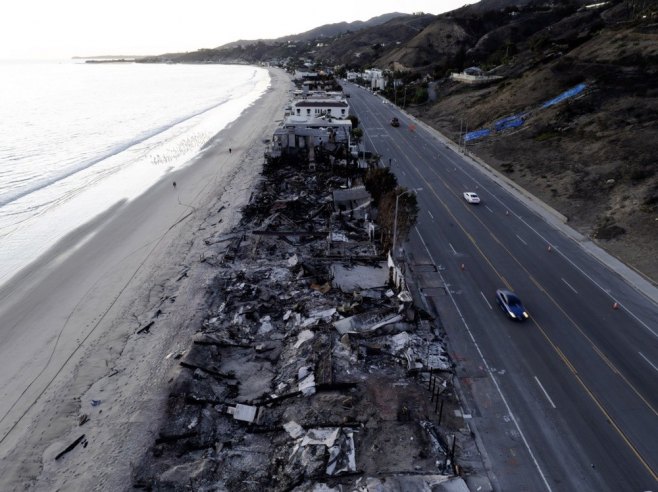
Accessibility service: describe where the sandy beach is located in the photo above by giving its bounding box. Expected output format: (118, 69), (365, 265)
(0, 67), (292, 490)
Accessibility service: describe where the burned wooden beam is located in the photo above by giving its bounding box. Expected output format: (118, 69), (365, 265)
(55, 434), (86, 460)
(154, 431), (197, 445)
(179, 361), (232, 379)
(136, 321), (154, 335)
(252, 230), (328, 237)
(316, 382), (358, 392)
(244, 390), (301, 406)
(184, 395), (223, 405)
(192, 339), (251, 349)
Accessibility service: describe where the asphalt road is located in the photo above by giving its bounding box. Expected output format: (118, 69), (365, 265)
(344, 82), (658, 491)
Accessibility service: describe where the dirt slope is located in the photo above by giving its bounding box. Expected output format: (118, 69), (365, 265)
(409, 16), (658, 281)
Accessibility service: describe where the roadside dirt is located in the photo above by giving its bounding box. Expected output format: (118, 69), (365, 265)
(410, 23), (658, 282)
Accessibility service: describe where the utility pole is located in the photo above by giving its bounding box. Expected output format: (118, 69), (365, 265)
(392, 188), (421, 256)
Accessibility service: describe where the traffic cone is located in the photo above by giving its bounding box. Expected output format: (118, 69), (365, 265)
(612, 302), (619, 310)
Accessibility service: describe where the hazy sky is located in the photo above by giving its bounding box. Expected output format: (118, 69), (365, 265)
(1, 0), (479, 60)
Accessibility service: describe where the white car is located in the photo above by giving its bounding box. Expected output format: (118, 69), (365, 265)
(463, 192), (481, 204)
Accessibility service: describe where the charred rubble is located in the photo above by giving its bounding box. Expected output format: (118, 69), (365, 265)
(133, 143), (478, 491)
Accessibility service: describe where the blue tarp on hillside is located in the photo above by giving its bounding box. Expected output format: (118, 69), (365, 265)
(541, 83), (587, 108)
(494, 113), (526, 132)
(463, 83), (588, 143)
(464, 129), (491, 142)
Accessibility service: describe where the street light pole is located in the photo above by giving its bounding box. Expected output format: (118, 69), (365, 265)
(392, 188), (421, 256)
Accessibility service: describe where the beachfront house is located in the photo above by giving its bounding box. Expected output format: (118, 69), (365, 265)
(294, 70), (318, 80)
(269, 115), (352, 159)
(291, 99), (350, 119)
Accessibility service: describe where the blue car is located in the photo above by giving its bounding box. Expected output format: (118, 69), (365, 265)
(496, 289), (529, 321)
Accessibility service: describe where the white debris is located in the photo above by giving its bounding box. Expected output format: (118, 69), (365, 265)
(390, 332), (410, 353)
(308, 307), (337, 320)
(331, 232), (349, 242)
(301, 317), (319, 328)
(283, 421), (305, 439)
(326, 428), (356, 475)
(298, 373), (316, 396)
(229, 404), (258, 423)
(294, 329), (315, 348)
(258, 315), (273, 334)
(397, 290), (413, 303)
(301, 428), (340, 447)
(298, 366), (312, 380)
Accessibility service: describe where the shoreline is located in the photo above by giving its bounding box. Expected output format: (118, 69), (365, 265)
(0, 67), (292, 490)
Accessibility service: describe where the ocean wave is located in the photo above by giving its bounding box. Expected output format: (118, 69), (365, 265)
(0, 95), (232, 209)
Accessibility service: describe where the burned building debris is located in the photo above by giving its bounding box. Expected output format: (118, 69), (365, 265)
(132, 90), (485, 492)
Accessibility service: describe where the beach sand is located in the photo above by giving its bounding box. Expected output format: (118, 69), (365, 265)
(0, 67), (292, 490)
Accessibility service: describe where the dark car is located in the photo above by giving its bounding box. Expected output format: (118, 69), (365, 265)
(496, 289), (529, 321)
(390, 117), (400, 127)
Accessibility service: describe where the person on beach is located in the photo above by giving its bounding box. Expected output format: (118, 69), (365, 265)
(229, 148), (232, 154)
(173, 181), (176, 188)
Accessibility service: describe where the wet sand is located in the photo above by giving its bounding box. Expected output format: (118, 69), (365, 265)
(0, 67), (292, 490)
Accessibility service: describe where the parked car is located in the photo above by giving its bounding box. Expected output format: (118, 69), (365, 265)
(495, 289), (529, 321)
(463, 192), (481, 204)
(390, 117), (400, 127)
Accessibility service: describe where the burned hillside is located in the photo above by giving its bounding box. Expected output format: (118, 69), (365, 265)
(408, 6), (658, 280)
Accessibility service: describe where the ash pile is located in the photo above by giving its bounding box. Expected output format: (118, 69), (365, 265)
(133, 153), (477, 491)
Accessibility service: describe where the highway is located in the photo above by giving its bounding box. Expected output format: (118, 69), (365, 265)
(343, 82), (658, 491)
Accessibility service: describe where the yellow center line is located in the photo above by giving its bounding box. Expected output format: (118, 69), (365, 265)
(533, 318), (657, 481)
(384, 130), (658, 479)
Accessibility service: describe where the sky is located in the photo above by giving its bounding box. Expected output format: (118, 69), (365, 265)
(0, 0), (479, 60)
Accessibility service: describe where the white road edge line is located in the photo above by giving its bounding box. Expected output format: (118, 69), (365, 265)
(437, 145), (657, 337)
(449, 243), (457, 255)
(480, 291), (493, 310)
(534, 376), (557, 409)
(561, 278), (578, 294)
(485, 205), (494, 213)
(414, 225), (553, 492)
(638, 352), (658, 373)
(516, 234), (528, 246)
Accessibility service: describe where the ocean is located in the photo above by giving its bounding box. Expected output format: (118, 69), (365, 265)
(0, 61), (270, 287)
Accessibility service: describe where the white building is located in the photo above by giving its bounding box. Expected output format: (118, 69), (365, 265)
(269, 116), (352, 158)
(291, 99), (350, 119)
(294, 70), (319, 80)
(363, 69), (386, 90)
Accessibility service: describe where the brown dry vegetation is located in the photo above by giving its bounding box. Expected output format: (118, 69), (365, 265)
(149, 0), (658, 282)
(409, 19), (658, 281)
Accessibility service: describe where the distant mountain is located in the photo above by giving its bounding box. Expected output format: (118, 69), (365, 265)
(138, 1), (658, 279)
(401, 0), (658, 280)
(278, 12), (408, 43)
(148, 13), (409, 62)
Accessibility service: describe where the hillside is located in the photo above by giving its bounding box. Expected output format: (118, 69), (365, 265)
(403, 1), (658, 281)
(139, 13), (408, 64)
(139, 0), (657, 281)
